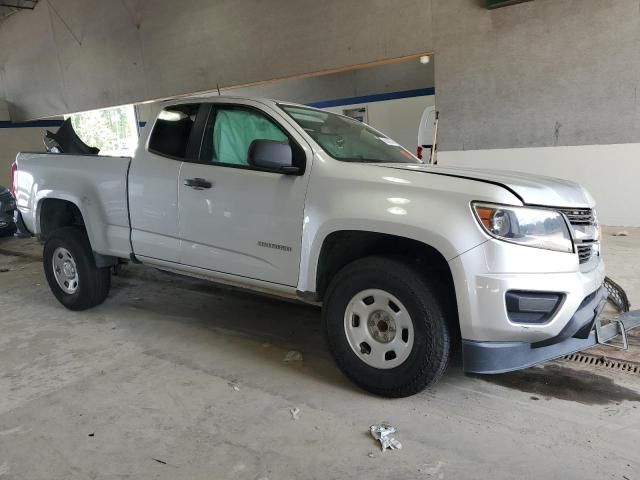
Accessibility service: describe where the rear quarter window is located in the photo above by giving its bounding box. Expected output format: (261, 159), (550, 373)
(148, 104), (200, 159)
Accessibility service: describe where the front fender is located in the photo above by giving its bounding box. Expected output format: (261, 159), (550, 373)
(296, 155), (522, 294)
(298, 220), (466, 294)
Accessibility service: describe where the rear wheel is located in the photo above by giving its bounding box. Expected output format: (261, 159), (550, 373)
(43, 227), (111, 311)
(323, 256), (451, 397)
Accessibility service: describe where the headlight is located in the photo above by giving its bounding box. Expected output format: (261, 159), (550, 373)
(472, 203), (574, 253)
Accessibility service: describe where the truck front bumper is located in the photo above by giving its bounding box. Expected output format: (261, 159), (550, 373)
(448, 237), (635, 374)
(463, 288), (640, 374)
(450, 238), (606, 343)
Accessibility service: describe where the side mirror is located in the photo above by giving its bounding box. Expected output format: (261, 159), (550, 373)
(248, 140), (299, 174)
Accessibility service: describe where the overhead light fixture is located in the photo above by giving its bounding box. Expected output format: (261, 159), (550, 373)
(419, 55), (431, 65)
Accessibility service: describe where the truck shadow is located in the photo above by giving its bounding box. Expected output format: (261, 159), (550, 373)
(106, 264), (362, 393)
(474, 364), (640, 405)
(108, 265), (640, 404)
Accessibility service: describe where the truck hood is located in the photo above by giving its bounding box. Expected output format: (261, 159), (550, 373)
(377, 164), (594, 208)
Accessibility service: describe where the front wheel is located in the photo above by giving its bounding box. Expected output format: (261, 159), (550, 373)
(43, 227), (111, 311)
(323, 256), (451, 397)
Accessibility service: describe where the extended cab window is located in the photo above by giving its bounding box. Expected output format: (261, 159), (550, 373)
(148, 104), (200, 159)
(201, 106), (289, 166)
(281, 105), (420, 164)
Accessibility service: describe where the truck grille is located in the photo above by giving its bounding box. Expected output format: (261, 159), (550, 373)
(556, 207), (597, 264)
(557, 207), (596, 226)
(577, 244), (595, 264)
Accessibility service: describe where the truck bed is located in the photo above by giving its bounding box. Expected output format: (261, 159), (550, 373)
(14, 152), (133, 258)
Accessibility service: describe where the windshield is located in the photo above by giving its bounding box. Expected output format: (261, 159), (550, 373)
(280, 105), (421, 164)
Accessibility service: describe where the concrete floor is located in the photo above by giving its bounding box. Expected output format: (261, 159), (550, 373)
(0, 228), (639, 479)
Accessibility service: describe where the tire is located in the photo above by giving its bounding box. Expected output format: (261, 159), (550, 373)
(43, 227), (111, 311)
(323, 256), (451, 397)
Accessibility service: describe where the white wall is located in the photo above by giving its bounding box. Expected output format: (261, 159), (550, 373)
(324, 95), (435, 154)
(0, 100), (50, 186)
(0, 128), (50, 186)
(439, 144), (640, 227)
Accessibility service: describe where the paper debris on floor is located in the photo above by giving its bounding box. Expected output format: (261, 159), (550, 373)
(370, 424), (402, 451)
(283, 350), (303, 362)
(419, 461), (445, 478)
(613, 230), (629, 236)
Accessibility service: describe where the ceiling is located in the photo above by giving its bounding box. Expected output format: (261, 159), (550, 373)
(0, 0), (38, 23)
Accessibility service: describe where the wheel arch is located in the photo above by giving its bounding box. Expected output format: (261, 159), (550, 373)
(38, 197), (86, 239)
(35, 193), (104, 252)
(303, 230), (459, 331)
(36, 196), (117, 267)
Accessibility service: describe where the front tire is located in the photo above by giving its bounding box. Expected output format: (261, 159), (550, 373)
(43, 227), (111, 311)
(323, 256), (451, 397)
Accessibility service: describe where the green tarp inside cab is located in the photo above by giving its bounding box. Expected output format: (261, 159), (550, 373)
(213, 109), (288, 165)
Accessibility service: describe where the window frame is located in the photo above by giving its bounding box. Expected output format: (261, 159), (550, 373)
(278, 103), (420, 165)
(194, 103), (307, 175)
(146, 103), (206, 162)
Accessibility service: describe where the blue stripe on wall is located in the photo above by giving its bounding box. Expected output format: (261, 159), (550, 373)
(306, 87), (435, 109)
(0, 120), (65, 129)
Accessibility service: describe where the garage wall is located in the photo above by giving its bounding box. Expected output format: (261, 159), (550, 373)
(0, 100), (56, 186)
(433, 0), (640, 151)
(225, 60), (434, 105)
(0, 0), (433, 121)
(432, 0), (640, 226)
(5, 0), (634, 150)
(0, 127), (47, 186)
(226, 59), (435, 153)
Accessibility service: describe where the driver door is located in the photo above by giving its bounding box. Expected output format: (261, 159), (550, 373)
(177, 102), (311, 286)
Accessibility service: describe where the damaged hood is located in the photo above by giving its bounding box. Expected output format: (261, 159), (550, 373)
(377, 164), (594, 208)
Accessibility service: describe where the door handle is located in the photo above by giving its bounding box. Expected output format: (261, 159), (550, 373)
(184, 177), (213, 190)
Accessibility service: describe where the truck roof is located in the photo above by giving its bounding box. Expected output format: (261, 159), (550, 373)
(158, 95), (315, 111)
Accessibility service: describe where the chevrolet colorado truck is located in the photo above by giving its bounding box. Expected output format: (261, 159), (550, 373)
(11, 96), (640, 397)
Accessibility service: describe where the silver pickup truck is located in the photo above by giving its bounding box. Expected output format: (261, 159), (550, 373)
(11, 96), (640, 397)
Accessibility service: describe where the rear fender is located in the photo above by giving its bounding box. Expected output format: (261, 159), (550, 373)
(35, 191), (106, 252)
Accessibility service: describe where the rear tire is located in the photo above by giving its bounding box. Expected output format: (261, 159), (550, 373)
(323, 256), (451, 397)
(43, 227), (111, 311)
